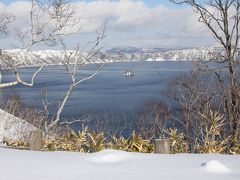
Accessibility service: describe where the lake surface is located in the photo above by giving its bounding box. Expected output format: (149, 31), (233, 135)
(0, 61), (193, 131)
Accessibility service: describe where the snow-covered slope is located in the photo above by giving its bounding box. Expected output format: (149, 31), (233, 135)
(106, 44), (234, 62)
(0, 109), (37, 143)
(0, 49), (105, 70)
(0, 148), (239, 180)
(0, 44), (239, 69)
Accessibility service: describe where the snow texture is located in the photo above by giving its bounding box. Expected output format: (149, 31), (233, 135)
(0, 109), (37, 143)
(201, 160), (231, 173)
(0, 148), (239, 180)
(86, 149), (130, 163)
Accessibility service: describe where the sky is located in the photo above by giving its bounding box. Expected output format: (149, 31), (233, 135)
(1, 0), (175, 7)
(0, 0), (215, 50)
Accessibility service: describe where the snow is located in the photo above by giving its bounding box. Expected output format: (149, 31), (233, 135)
(86, 149), (130, 163)
(155, 57), (165, 61)
(146, 58), (154, 61)
(0, 109), (38, 143)
(146, 57), (164, 62)
(0, 148), (239, 180)
(201, 160), (231, 173)
(0, 43), (230, 70)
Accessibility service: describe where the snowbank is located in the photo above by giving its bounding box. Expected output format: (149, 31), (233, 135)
(0, 148), (239, 180)
(201, 160), (231, 173)
(0, 109), (38, 143)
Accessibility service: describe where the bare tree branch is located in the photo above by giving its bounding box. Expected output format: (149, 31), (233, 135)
(171, 0), (240, 139)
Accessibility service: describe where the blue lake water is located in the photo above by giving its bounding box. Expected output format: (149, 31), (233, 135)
(1, 61), (193, 130)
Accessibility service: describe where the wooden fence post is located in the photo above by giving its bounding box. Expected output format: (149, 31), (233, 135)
(29, 130), (43, 151)
(155, 139), (170, 154)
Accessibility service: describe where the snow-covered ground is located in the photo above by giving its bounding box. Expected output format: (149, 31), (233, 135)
(0, 148), (239, 180)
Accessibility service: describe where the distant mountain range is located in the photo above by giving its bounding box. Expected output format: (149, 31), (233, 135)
(103, 44), (228, 62)
(106, 46), (173, 54)
(0, 44), (238, 70)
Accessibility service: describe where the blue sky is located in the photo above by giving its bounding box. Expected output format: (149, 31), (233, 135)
(0, 0), (214, 50)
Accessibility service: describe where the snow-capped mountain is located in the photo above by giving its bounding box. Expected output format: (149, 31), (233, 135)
(0, 44), (238, 70)
(105, 44), (231, 62)
(0, 49), (105, 69)
(106, 46), (171, 54)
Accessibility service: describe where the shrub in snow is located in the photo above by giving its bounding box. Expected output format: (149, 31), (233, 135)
(44, 128), (154, 153)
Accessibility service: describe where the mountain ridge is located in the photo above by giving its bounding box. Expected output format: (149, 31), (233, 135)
(0, 44), (237, 69)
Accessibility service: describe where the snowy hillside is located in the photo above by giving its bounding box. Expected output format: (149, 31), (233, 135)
(106, 44), (236, 61)
(0, 44), (239, 69)
(0, 109), (37, 143)
(0, 148), (239, 180)
(0, 49), (105, 70)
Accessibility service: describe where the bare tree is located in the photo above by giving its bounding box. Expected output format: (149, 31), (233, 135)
(165, 70), (228, 151)
(136, 101), (170, 140)
(0, 0), (79, 88)
(170, 0), (240, 139)
(48, 27), (106, 131)
(0, 14), (14, 36)
(0, 0), (106, 134)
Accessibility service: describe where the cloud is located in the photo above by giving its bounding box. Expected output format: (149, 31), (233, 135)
(0, 0), (214, 49)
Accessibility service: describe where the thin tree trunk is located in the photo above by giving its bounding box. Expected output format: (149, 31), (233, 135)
(50, 83), (74, 128)
(228, 60), (239, 138)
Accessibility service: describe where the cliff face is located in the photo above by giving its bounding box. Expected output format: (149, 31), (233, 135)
(0, 109), (38, 144)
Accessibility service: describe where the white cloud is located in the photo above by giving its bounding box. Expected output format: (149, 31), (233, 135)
(0, 0), (214, 49)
